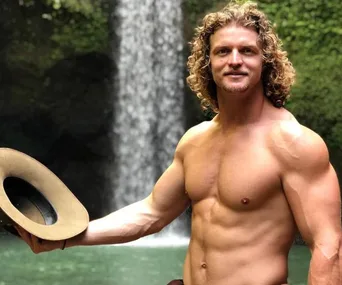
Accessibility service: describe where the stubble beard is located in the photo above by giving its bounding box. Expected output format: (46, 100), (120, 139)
(222, 82), (249, 93)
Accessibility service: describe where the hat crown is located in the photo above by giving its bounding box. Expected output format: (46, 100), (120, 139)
(4, 177), (58, 226)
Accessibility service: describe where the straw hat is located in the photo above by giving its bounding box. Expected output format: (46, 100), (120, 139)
(0, 148), (89, 241)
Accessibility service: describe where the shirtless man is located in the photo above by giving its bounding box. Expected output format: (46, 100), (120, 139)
(16, 2), (341, 285)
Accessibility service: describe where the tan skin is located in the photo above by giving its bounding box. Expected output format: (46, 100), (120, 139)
(16, 24), (341, 285)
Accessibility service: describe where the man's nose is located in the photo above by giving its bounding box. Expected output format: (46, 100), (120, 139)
(228, 50), (242, 66)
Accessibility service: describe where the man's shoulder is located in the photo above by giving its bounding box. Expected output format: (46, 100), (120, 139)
(185, 120), (213, 137)
(269, 118), (329, 169)
(271, 119), (325, 148)
(176, 121), (213, 153)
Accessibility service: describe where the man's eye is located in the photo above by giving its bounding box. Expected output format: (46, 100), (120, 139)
(217, 49), (230, 55)
(241, 48), (253, 54)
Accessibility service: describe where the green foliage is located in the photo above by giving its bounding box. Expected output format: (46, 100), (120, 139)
(183, 0), (225, 27)
(7, 0), (109, 72)
(257, 0), (342, 149)
(48, 0), (109, 59)
(45, 0), (94, 14)
(48, 4), (108, 55)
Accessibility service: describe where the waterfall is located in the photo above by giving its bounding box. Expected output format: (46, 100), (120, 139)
(111, 0), (187, 239)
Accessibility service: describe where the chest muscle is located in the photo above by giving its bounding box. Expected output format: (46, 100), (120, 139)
(184, 143), (281, 211)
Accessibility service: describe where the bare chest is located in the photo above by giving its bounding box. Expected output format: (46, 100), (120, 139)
(183, 141), (281, 211)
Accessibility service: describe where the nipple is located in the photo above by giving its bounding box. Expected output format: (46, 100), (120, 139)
(241, 198), (250, 205)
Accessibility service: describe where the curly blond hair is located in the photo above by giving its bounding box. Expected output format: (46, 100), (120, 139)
(186, 1), (296, 112)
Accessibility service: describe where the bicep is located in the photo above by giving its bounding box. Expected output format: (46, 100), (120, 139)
(283, 162), (341, 247)
(145, 156), (190, 225)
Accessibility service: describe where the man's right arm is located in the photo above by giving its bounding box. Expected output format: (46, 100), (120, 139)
(68, 149), (191, 247)
(16, 135), (191, 253)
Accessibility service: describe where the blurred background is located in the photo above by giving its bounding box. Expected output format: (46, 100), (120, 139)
(0, 0), (341, 284)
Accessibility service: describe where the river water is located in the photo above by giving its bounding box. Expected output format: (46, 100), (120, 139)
(0, 234), (309, 285)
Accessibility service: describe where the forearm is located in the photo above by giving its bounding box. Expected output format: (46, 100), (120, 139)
(308, 242), (340, 285)
(66, 199), (164, 247)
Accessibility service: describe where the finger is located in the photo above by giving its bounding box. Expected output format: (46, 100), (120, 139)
(14, 225), (59, 253)
(30, 235), (44, 253)
(15, 225), (40, 253)
(15, 225), (31, 245)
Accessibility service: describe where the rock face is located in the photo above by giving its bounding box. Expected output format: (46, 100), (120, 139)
(0, 51), (115, 219)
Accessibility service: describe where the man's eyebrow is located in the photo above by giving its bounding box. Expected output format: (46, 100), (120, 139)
(239, 44), (259, 49)
(211, 43), (259, 50)
(212, 45), (230, 50)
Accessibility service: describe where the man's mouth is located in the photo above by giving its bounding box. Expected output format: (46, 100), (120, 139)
(224, 71), (248, 76)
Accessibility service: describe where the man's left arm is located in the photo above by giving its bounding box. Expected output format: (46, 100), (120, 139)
(281, 127), (341, 285)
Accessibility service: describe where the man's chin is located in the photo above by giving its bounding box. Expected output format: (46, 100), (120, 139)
(223, 84), (249, 93)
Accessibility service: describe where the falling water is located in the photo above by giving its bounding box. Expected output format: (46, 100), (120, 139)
(111, 0), (187, 239)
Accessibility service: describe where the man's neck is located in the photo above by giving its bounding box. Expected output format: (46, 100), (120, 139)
(215, 85), (270, 130)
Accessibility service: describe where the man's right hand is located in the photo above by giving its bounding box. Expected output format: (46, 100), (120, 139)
(15, 225), (66, 254)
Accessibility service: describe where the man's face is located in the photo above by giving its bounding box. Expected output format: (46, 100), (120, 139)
(209, 24), (263, 95)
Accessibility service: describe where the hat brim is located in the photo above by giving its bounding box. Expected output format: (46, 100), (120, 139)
(0, 148), (89, 241)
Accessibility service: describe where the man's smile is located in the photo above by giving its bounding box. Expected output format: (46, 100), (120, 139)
(224, 71), (248, 77)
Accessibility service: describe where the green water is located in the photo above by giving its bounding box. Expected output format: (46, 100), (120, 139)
(0, 235), (309, 285)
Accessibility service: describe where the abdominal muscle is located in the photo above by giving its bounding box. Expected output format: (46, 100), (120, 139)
(182, 199), (295, 285)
